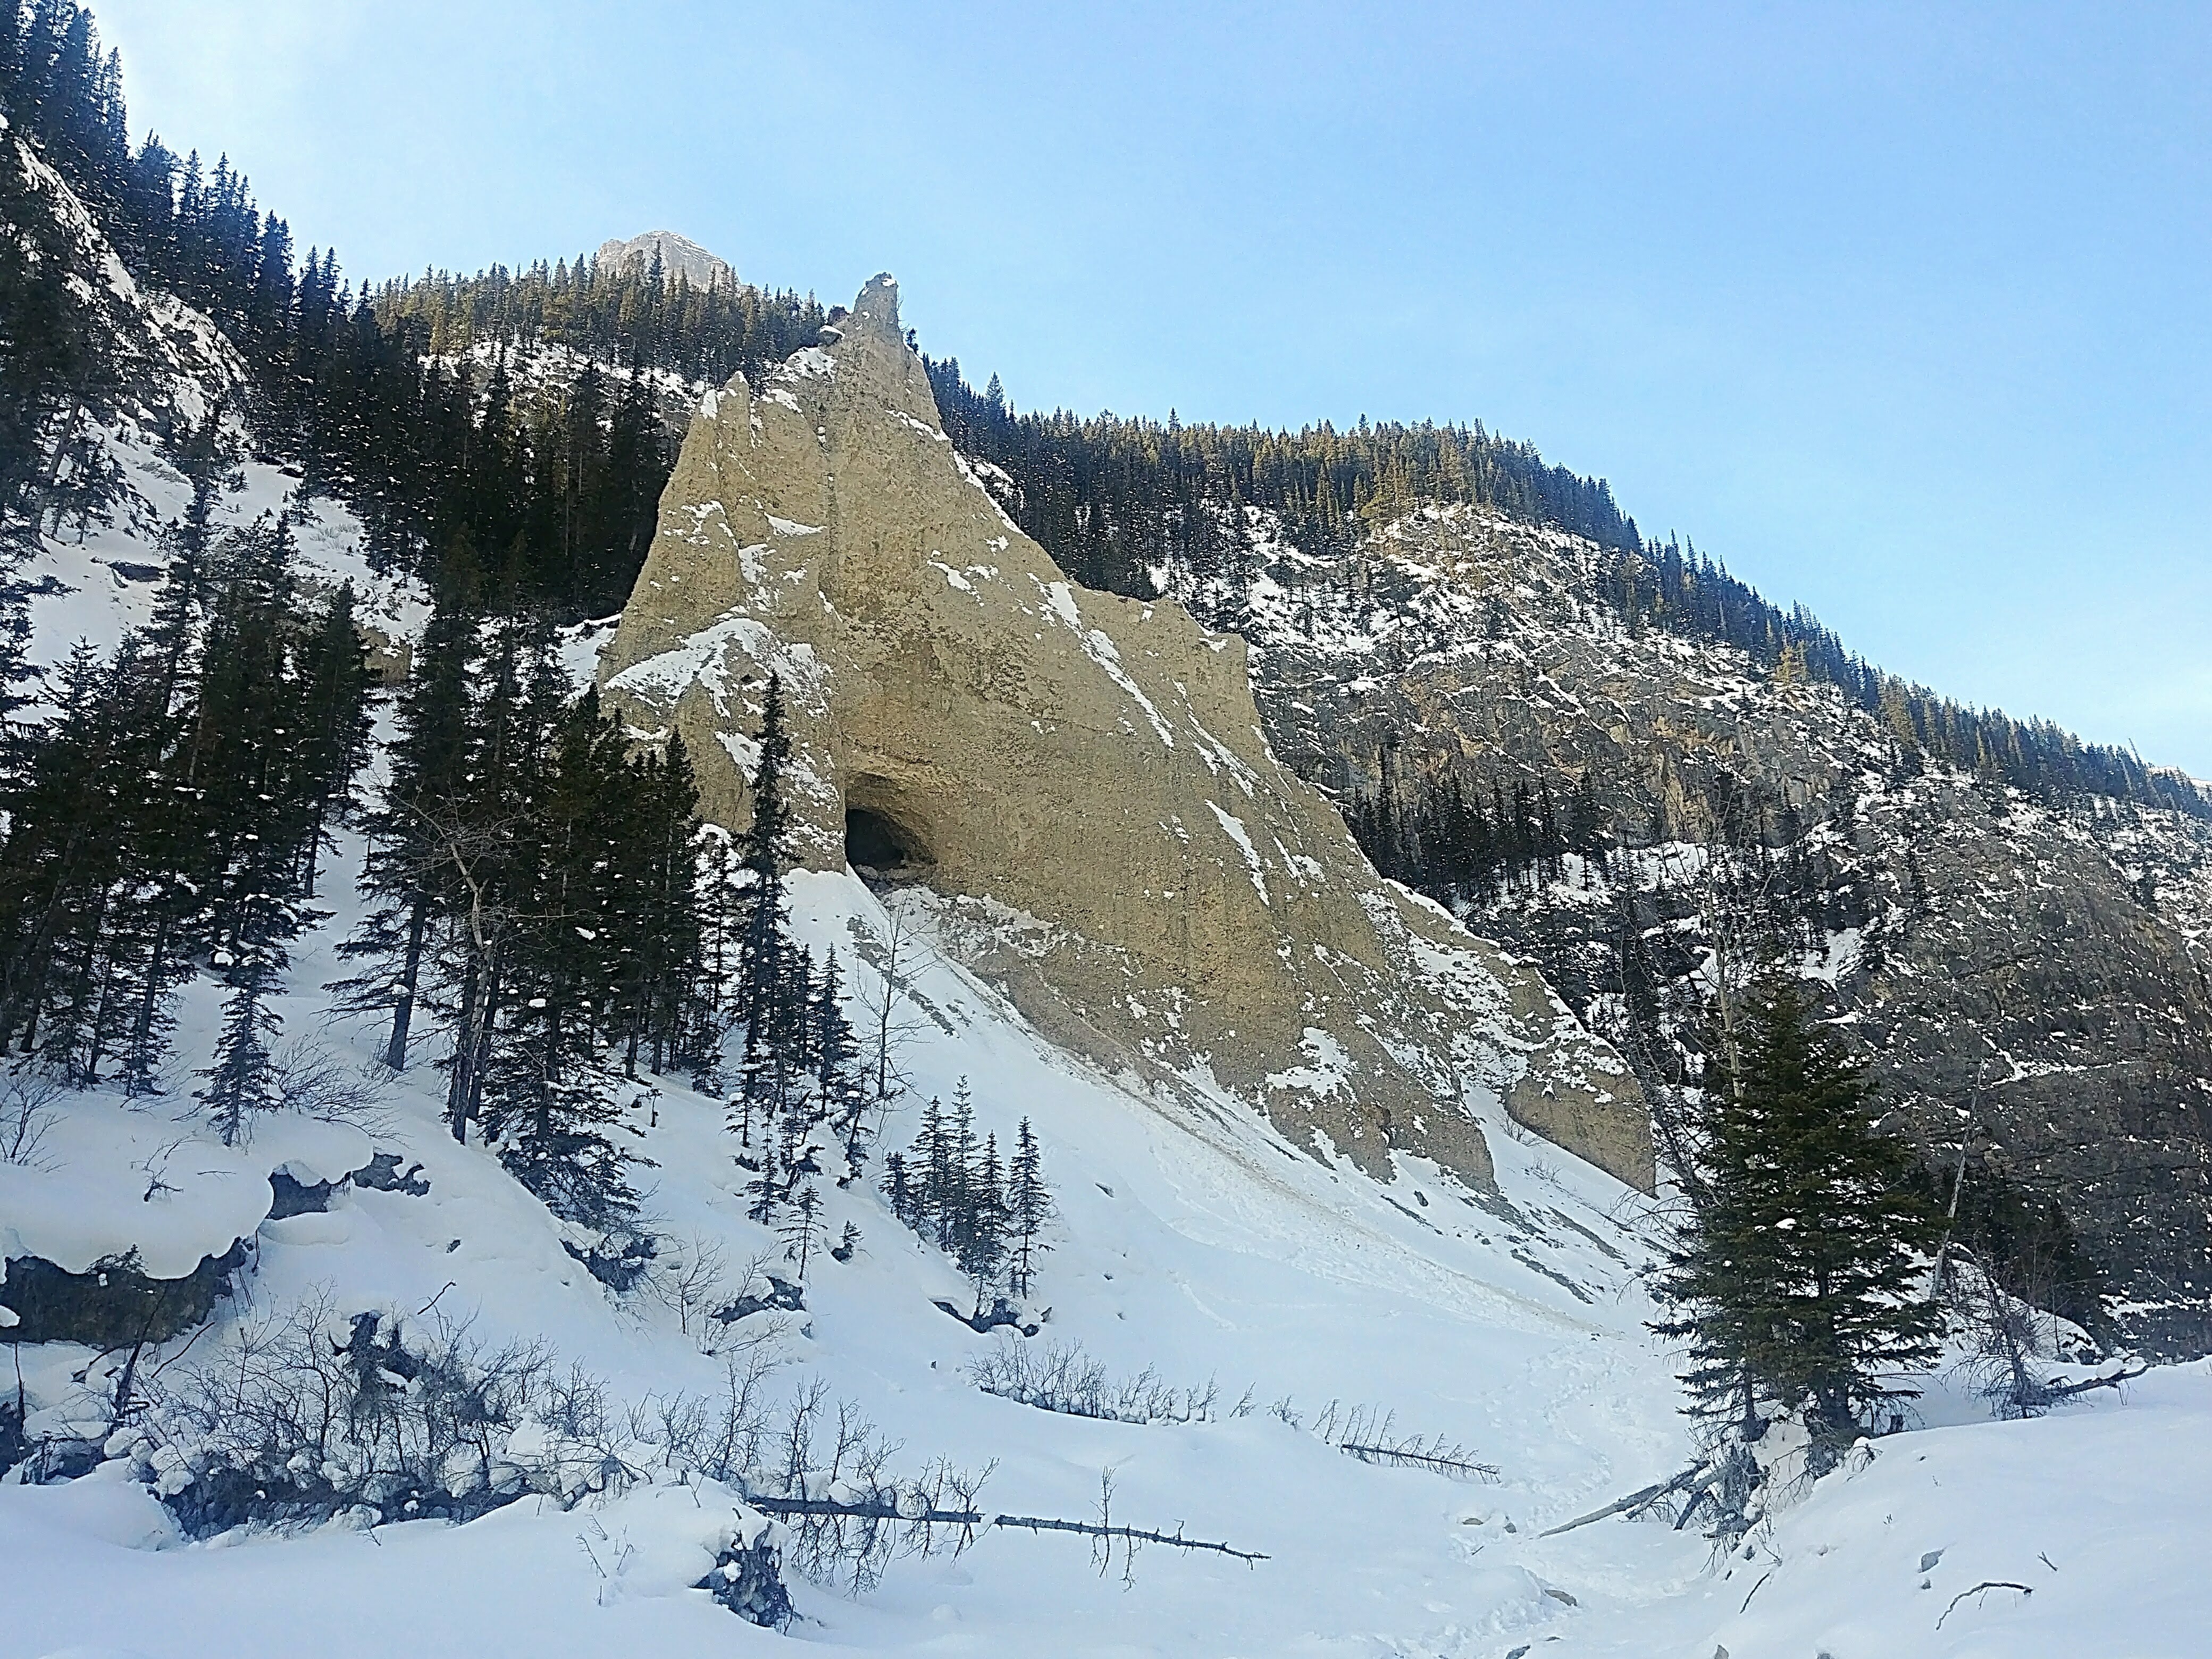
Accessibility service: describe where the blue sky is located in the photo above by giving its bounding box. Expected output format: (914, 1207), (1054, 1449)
(96, 2), (2211, 775)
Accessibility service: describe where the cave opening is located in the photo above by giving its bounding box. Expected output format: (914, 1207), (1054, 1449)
(845, 805), (930, 879)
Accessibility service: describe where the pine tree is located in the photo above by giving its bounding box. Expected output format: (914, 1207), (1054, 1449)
(336, 581), (476, 1071)
(1006, 1116), (1053, 1299)
(882, 1149), (914, 1228)
(781, 1180), (823, 1280)
(198, 948), (280, 1146)
(957, 1130), (1007, 1296)
(1655, 980), (1944, 1474)
(812, 950), (868, 1180)
(731, 671), (798, 1145)
(917, 1094), (950, 1242)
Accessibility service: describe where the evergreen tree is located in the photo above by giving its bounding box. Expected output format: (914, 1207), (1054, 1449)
(731, 671), (798, 1142)
(883, 1149), (914, 1228)
(882, 1085), (1049, 1305)
(338, 579), (476, 1071)
(1006, 1116), (1052, 1299)
(956, 1130), (1007, 1295)
(1656, 980), (1944, 1473)
(812, 950), (868, 1180)
(198, 947), (279, 1147)
(781, 1179), (823, 1280)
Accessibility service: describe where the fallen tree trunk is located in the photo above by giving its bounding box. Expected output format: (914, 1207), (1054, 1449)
(741, 1495), (1266, 1562)
(1539, 1461), (1711, 1538)
(2044, 1365), (2148, 1400)
(1337, 1442), (1499, 1480)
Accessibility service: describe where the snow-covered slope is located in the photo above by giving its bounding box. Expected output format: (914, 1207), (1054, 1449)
(5, 817), (2208, 1657)
(7, 111), (2210, 1653)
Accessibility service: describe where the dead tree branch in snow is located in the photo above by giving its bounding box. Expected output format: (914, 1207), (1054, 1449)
(1337, 1439), (1499, 1480)
(1936, 1581), (2033, 1630)
(1539, 1460), (1712, 1537)
(1318, 1402), (1497, 1482)
(739, 1495), (1268, 1566)
(2044, 1365), (2148, 1399)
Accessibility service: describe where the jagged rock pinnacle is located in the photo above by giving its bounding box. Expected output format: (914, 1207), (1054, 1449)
(599, 277), (1653, 1193)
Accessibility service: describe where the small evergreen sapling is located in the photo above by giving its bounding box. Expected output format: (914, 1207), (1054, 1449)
(781, 1181), (824, 1280)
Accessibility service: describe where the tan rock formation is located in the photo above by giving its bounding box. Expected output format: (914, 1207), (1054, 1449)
(595, 230), (735, 290)
(600, 276), (1652, 1193)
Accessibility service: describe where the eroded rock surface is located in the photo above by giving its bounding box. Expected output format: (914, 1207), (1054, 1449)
(600, 278), (1650, 1192)
(1129, 501), (2212, 1351)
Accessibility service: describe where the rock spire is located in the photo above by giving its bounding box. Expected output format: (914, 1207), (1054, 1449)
(600, 275), (1651, 1192)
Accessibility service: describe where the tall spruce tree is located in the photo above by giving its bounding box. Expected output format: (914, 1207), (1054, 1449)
(731, 671), (798, 1144)
(1006, 1116), (1052, 1299)
(338, 579), (476, 1071)
(1655, 979), (1943, 1473)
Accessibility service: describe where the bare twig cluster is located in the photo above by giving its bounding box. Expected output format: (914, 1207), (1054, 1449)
(968, 1338), (1237, 1426)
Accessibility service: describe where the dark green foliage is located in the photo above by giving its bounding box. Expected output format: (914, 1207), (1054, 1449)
(927, 356), (1642, 594)
(0, 516), (372, 1101)
(884, 1082), (1053, 1305)
(1006, 1117), (1052, 1299)
(198, 950), (280, 1147)
(718, 676), (874, 1229)
(1655, 981), (1945, 1471)
(1350, 769), (1606, 904)
(336, 611), (721, 1227)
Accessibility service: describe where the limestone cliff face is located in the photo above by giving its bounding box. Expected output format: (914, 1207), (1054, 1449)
(600, 276), (1651, 1193)
(1124, 501), (2212, 1353)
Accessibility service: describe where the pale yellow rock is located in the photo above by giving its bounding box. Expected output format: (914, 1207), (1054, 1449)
(601, 276), (1652, 1193)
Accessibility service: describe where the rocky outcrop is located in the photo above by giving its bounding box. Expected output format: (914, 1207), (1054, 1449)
(1128, 502), (2212, 1352)
(1, 1242), (250, 1347)
(599, 278), (1650, 1193)
(597, 230), (736, 290)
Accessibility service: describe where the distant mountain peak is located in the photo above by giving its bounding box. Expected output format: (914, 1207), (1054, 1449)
(594, 230), (735, 289)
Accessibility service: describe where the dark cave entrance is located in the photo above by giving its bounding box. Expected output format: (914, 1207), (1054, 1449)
(845, 805), (931, 879)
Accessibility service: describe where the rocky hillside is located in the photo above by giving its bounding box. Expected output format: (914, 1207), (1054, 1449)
(596, 278), (1651, 1197)
(1089, 498), (2212, 1353)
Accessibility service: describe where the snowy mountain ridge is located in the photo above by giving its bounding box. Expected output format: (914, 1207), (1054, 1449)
(1082, 490), (2212, 1355)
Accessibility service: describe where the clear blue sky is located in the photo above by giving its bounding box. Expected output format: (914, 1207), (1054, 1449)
(96, 2), (2211, 775)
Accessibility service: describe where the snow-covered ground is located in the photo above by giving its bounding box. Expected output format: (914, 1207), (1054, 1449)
(6, 816), (2210, 1656)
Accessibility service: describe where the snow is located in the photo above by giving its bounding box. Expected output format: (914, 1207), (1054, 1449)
(603, 611), (826, 718)
(5, 631), (2208, 1659)
(5, 819), (1705, 1657)
(11, 165), (2212, 1651)
(1206, 800), (1270, 904)
(0, 1094), (370, 1279)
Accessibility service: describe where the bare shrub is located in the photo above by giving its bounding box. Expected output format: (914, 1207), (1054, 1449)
(1946, 1253), (2062, 1419)
(646, 1236), (783, 1351)
(968, 1338), (1228, 1425)
(271, 1036), (392, 1131)
(0, 1069), (64, 1168)
(122, 1293), (559, 1535)
(969, 1346), (1495, 1480)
